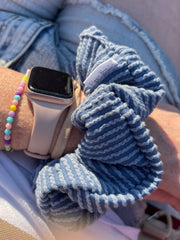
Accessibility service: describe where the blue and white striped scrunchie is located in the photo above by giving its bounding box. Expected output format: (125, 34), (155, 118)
(33, 26), (165, 230)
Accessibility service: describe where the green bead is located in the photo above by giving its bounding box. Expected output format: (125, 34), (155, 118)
(7, 116), (14, 123)
(4, 129), (11, 135)
(5, 146), (11, 151)
(14, 95), (21, 101)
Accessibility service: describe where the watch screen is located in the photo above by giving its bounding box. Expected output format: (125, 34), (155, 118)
(28, 67), (73, 98)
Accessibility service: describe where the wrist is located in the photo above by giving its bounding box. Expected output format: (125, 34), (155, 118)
(0, 66), (33, 150)
(0, 66), (85, 155)
(63, 86), (85, 155)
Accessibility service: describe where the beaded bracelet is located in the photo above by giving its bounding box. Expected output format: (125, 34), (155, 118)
(4, 70), (29, 151)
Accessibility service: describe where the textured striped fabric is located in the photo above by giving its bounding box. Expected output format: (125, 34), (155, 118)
(33, 26), (165, 230)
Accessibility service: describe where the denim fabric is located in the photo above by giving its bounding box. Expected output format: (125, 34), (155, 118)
(0, 0), (63, 20)
(0, 0), (180, 108)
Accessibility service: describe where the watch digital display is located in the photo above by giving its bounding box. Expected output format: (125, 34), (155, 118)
(28, 67), (73, 98)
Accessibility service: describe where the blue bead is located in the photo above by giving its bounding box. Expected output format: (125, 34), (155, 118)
(7, 116), (14, 123)
(4, 129), (11, 135)
(14, 95), (21, 101)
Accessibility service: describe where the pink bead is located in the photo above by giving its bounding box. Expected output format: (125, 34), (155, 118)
(17, 86), (24, 92)
(5, 123), (12, 129)
(4, 144), (10, 148)
(20, 81), (26, 86)
(4, 135), (11, 140)
(12, 99), (19, 106)
(19, 83), (25, 88)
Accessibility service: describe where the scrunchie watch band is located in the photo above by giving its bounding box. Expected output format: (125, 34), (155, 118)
(33, 26), (165, 230)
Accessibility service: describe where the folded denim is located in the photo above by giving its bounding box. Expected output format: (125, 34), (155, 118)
(33, 26), (165, 229)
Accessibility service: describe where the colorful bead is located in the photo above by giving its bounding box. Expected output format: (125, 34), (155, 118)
(12, 99), (19, 106)
(7, 116), (14, 123)
(5, 123), (12, 129)
(8, 111), (15, 117)
(5, 146), (12, 151)
(4, 129), (11, 135)
(21, 79), (27, 83)
(4, 135), (11, 140)
(4, 144), (11, 149)
(4, 70), (29, 152)
(16, 91), (22, 96)
(14, 95), (21, 101)
(5, 140), (11, 145)
(17, 86), (24, 92)
(10, 104), (17, 111)
(19, 82), (25, 88)
(22, 75), (28, 81)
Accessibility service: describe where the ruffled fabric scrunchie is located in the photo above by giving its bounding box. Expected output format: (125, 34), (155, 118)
(33, 26), (165, 230)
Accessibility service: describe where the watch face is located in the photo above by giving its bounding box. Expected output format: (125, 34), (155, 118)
(28, 67), (73, 98)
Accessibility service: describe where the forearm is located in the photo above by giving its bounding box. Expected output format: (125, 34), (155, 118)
(145, 103), (180, 210)
(0, 66), (84, 153)
(0, 66), (33, 150)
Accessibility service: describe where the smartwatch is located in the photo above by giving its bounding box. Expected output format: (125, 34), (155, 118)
(24, 67), (74, 159)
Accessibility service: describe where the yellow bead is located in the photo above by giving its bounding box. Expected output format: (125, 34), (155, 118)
(10, 104), (17, 111)
(22, 76), (28, 82)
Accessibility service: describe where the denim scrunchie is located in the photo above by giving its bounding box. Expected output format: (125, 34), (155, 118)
(33, 26), (165, 230)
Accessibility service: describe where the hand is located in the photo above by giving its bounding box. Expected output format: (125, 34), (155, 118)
(145, 103), (180, 212)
